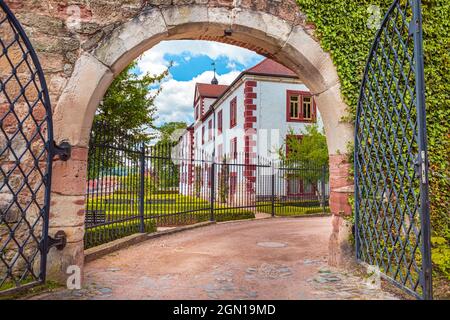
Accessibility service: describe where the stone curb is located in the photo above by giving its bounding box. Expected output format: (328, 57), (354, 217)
(84, 221), (215, 263)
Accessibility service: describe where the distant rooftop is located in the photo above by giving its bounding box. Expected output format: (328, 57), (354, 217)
(196, 83), (229, 99)
(195, 59), (297, 99)
(194, 58), (298, 113)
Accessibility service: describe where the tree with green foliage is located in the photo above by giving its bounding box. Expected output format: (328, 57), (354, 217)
(277, 125), (329, 199)
(218, 156), (230, 204)
(88, 59), (169, 179)
(157, 122), (188, 145)
(278, 125), (329, 167)
(194, 166), (203, 198)
(146, 122), (188, 191)
(93, 60), (170, 144)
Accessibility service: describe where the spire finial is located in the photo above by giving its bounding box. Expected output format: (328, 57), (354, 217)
(211, 61), (218, 85)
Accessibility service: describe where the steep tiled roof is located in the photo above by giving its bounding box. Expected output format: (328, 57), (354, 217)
(196, 83), (229, 98)
(245, 58), (297, 77)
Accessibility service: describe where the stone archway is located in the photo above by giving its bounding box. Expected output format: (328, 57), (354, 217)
(37, 1), (354, 281)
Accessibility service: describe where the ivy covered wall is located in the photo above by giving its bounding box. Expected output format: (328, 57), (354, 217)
(295, 0), (449, 288)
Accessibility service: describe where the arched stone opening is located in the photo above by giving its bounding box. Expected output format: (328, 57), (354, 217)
(47, 4), (354, 281)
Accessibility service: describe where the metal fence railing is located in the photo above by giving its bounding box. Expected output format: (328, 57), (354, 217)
(85, 124), (330, 248)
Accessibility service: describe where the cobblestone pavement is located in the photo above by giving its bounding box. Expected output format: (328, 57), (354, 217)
(32, 217), (399, 300)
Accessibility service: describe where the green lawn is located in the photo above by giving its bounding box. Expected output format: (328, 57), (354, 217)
(84, 193), (256, 248)
(84, 194), (330, 248)
(257, 200), (330, 217)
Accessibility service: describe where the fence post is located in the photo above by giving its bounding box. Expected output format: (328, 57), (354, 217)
(322, 165), (327, 214)
(210, 162), (216, 222)
(271, 164), (275, 217)
(139, 143), (146, 233)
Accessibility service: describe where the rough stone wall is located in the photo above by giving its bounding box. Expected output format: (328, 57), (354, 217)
(1, 0), (353, 283)
(0, 9), (49, 283)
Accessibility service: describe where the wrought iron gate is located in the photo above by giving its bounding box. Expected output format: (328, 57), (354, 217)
(0, 1), (68, 295)
(355, 0), (432, 299)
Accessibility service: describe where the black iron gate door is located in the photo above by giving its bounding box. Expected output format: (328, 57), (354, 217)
(355, 0), (432, 299)
(0, 1), (68, 295)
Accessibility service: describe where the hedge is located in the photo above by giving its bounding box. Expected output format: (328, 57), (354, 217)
(295, 0), (449, 286)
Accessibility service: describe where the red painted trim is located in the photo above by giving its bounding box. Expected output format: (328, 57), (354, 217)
(244, 122), (253, 130)
(200, 110), (214, 123)
(243, 80), (258, 187)
(246, 140), (257, 147)
(201, 97), (206, 119)
(230, 137), (238, 159)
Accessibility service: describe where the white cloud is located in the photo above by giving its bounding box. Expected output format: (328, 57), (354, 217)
(137, 40), (261, 77)
(152, 70), (241, 126)
(136, 40), (262, 126)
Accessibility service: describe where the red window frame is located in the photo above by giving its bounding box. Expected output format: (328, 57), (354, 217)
(286, 90), (317, 123)
(217, 110), (223, 135)
(286, 178), (315, 196)
(230, 172), (237, 195)
(202, 126), (205, 145)
(208, 119), (213, 141)
(230, 137), (237, 159)
(230, 97), (237, 128)
(217, 144), (223, 162)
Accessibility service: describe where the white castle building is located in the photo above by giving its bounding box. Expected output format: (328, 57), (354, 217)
(176, 59), (324, 198)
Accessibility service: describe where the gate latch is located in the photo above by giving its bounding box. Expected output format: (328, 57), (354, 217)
(414, 152), (428, 184)
(52, 141), (71, 161)
(46, 230), (67, 253)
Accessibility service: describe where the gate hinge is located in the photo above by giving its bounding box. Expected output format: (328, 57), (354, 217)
(52, 141), (71, 161)
(46, 230), (67, 253)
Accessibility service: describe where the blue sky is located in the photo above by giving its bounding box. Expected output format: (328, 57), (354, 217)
(135, 40), (263, 126)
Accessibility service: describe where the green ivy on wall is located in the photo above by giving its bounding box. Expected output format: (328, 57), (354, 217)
(295, 0), (449, 284)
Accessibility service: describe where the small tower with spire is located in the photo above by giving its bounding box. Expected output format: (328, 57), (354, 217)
(211, 61), (219, 85)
